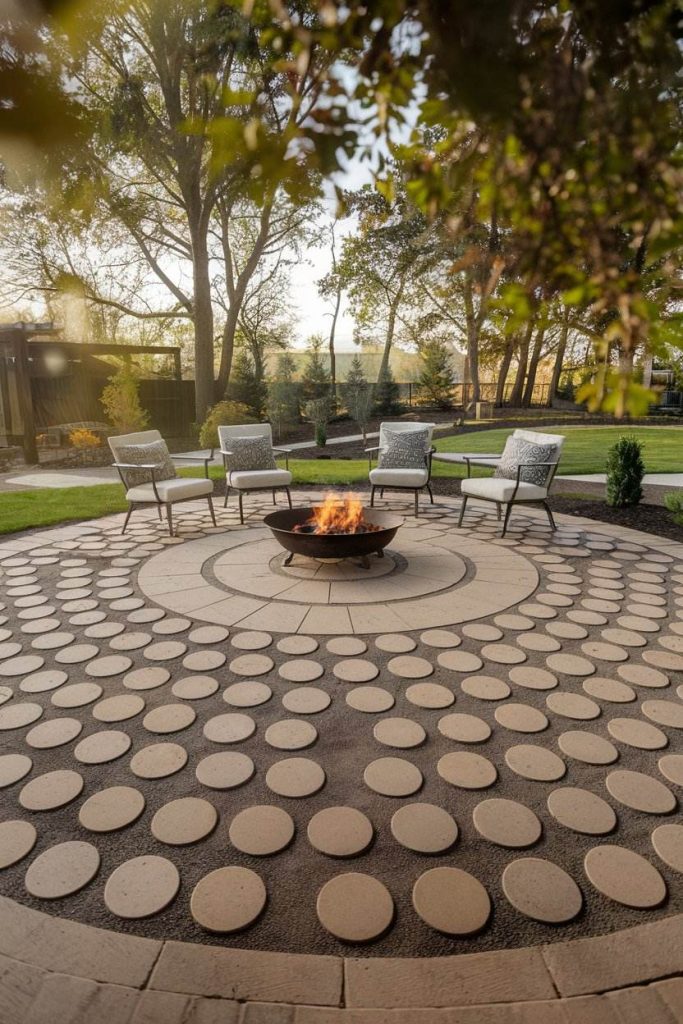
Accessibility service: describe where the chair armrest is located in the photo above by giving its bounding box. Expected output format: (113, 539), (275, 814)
(112, 462), (161, 501)
(170, 450), (214, 478)
(364, 446), (381, 453)
(272, 447), (291, 468)
(220, 449), (235, 457)
(462, 454), (502, 478)
(112, 462), (158, 470)
(511, 460), (560, 500)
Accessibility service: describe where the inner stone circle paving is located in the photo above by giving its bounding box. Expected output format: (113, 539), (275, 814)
(0, 497), (681, 959)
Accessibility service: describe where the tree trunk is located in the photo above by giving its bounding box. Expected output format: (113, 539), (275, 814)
(463, 272), (481, 407)
(191, 233), (215, 424)
(378, 290), (401, 383)
(328, 283), (341, 399)
(216, 306), (239, 400)
(495, 336), (515, 406)
(522, 325), (547, 407)
(549, 309), (570, 402)
(508, 318), (535, 408)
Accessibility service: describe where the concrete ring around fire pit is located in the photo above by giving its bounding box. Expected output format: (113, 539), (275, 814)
(137, 521), (539, 635)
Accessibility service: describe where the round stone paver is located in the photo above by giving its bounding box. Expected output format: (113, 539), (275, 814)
(605, 770), (676, 814)
(0, 754), (32, 788)
(266, 757), (326, 798)
(437, 752), (497, 790)
(19, 769), (83, 811)
(144, 641), (187, 662)
(143, 703), (196, 735)
(412, 867), (490, 936)
(20, 669), (68, 693)
(307, 807), (373, 857)
(494, 703), (548, 734)
(390, 803), (458, 854)
(375, 634), (416, 653)
(191, 867), (266, 933)
(509, 666), (558, 691)
(420, 629), (461, 648)
(86, 655), (133, 678)
(277, 636), (319, 655)
(93, 695), (145, 723)
(651, 824), (683, 873)
(438, 712), (491, 744)
(0, 703), (43, 730)
(405, 683), (454, 709)
(547, 787), (617, 835)
(105, 856), (180, 919)
(461, 676), (511, 701)
(51, 682), (102, 708)
(364, 757), (423, 797)
(182, 650), (226, 673)
(607, 718), (668, 750)
(130, 743), (188, 779)
(333, 659), (379, 683)
(502, 858), (582, 923)
(231, 654), (274, 677)
(558, 730), (619, 765)
(326, 637), (367, 656)
(26, 717), (82, 749)
(473, 798), (541, 848)
(583, 677), (636, 703)
(223, 681), (272, 707)
(584, 845), (666, 908)
(196, 752), (254, 789)
(642, 700), (683, 730)
(265, 719), (317, 750)
(387, 656), (434, 679)
(229, 805), (295, 855)
(317, 872), (394, 942)
(74, 731), (131, 765)
(171, 675), (219, 700)
(203, 713), (255, 744)
(0, 820), (37, 869)
(282, 687), (331, 715)
(189, 626), (229, 645)
(437, 650), (484, 673)
(373, 717), (426, 749)
(505, 744), (566, 782)
(617, 663), (669, 688)
(346, 687), (394, 714)
(546, 654), (596, 677)
(231, 631), (272, 650)
(151, 797), (218, 845)
(79, 786), (146, 832)
(123, 667), (170, 691)
(658, 754), (683, 787)
(25, 841), (100, 899)
(545, 692), (601, 721)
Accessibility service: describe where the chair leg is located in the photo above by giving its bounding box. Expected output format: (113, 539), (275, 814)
(370, 486), (376, 507)
(223, 485), (230, 509)
(285, 487), (292, 510)
(238, 492), (244, 525)
(207, 495), (217, 527)
(501, 502), (513, 537)
(380, 489), (384, 498)
(157, 505), (162, 521)
(496, 502), (502, 520)
(166, 503), (174, 537)
(458, 495), (468, 527)
(121, 503), (134, 535)
(414, 490), (419, 517)
(427, 484), (434, 504)
(272, 489), (277, 504)
(543, 501), (557, 532)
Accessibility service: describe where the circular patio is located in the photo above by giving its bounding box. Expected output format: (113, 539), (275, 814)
(0, 491), (681, 965)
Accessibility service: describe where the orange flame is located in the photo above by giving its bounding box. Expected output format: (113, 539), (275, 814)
(307, 492), (375, 534)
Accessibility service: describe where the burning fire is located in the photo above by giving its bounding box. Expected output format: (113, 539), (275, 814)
(293, 492), (381, 535)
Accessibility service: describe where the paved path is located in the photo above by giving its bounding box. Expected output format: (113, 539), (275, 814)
(560, 472), (683, 487)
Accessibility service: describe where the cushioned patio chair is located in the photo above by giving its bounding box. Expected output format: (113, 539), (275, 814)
(108, 429), (215, 536)
(366, 422), (436, 517)
(218, 423), (292, 524)
(458, 429), (564, 536)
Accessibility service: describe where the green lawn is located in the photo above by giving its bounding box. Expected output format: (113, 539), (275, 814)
(1, 424), (681, 535)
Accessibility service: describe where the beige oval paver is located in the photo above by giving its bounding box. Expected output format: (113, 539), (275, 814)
(223, 681), (272, 707)
(502, 858), (582, 923)
(438, 713), (491, 744)
(51, 682), (102, 708)
(317, 872), (394, 942)
(584, 845), (666, 908)
(482, 643), (527, 665)
(508, 666), (558, 690)
(583, 677), (636, 703)
(375, 634), (416, 653)
(182, 650), (226, 672)
(463, 623), (504, 642)
(307, 807), (373, 857)
(264, 719), (317, 750)
(346, 687), (394, 713)
(143, 703), (196, 735)
(152, 617), (191, 635)
(151, 797), (218, 845)
(405, 683), (454, 709)
(558, 729), (619, 765)
(189, 625), (229, 644)
(231, 631), (272, 650)
(0, 820), (37, 868)
(282, 687), (331, 715)
(373, 717), (426, 748)
(278, 658), (324, 683)
(93, 694), (145, 723)
(364, 756), (423, 797)
(79, 785), (146, 832)
(0, 702), (43, 730)
(334, 659), (379, 683)
(473, 798), (541, 848)
(144, 641), (187, 662)
(420, 629), (461, 648)
(20, 669), (68, 693)
(191, 866), (266, 933)
(171, 675), (219, 700)
(412, 866), (490, 936)
(327, 637), (367, 656)
(437, 751), (497, 790)
(266, 757), (326, 798)
(277, 635), (319, 655)
(229, 805), (295, 855)
(617, 663), (669, 688)
(505, 744), (566, 782)
(74, 730), (131, 765)
(606, 770), (676, 814)
(123, 666), (171, 691)
(461, 675), (510, 701)
(105, 855), (180, 919)
(546, 653), (596, 677)
(130, 742), (188, 779)
(494, 703), (548, 733)
(437, 650), (484, 673)
(390, 803), (458, 854)
(19, 769), (83, 811)
(203, 712), (255, 743)
(231, 654), (274, 677)
(25, 841), (100, 899)
(546, 692), (601, 721)
(607, 717), (668, 750)
(85, 655), (133, 678)
(26, 717), (82, 749)
(195, 751), (254, 789)
(642, 699), (683, 730)
(0, 753), (32, 788)
(651, 824), (683, 873)
(658, 754), (683, 787)
(547, 786), (617, 835)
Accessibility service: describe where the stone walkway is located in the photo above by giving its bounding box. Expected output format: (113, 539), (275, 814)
(0, 491), (681, 1021)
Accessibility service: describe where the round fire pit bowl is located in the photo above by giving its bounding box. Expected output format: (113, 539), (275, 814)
(264, 507), (404, 566)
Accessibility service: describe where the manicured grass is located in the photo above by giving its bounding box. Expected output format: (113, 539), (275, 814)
(1, 425), (681, 534)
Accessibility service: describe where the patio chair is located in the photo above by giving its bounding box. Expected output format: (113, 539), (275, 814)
(366, 422), (436, 516)
(108, 429), (215, 536)
(218, 423), (293, 524)
(458, 429), (564, 536)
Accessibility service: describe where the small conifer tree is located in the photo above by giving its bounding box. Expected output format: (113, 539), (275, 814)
(606, 435), (644, 507)
(100, 365), (149, 434)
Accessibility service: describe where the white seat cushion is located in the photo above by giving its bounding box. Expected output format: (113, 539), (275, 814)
(461, 477), (548, 503)
(370, 467), (429, 488)
(126, 478), (213, 503)
(228, 469), (292, 489)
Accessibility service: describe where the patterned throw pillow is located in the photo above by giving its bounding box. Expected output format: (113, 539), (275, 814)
(224, 435), (276, 473)
(116, 440), (177, 488)
(494, 436), (559, 487)
(378, 428), (430, 470)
